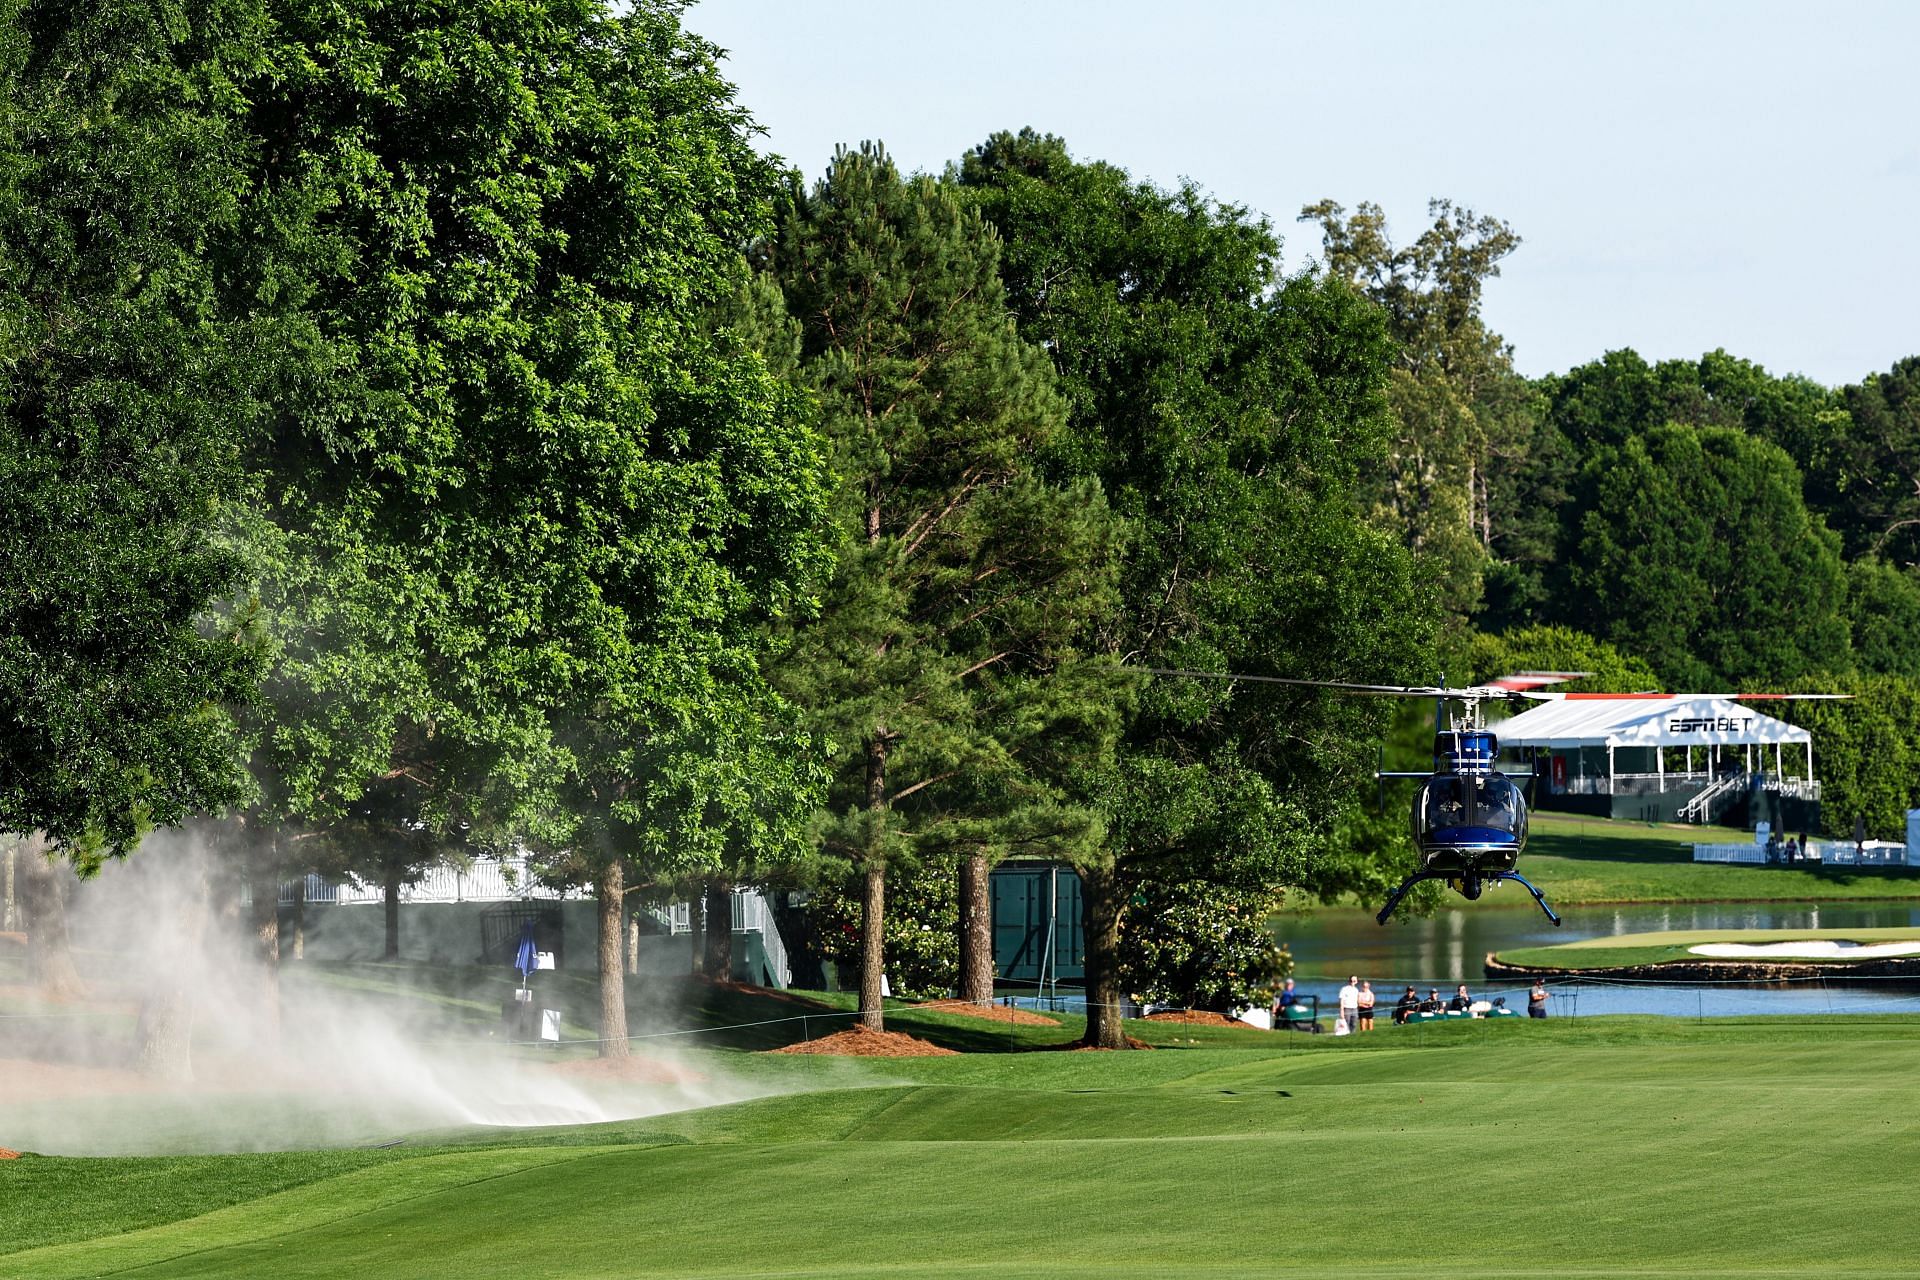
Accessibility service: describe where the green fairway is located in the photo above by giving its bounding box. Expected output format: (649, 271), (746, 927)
(1497, 925), (1920, 970)
(1516, 814), (1920, 905)
(9, 1018), (1920, 1278)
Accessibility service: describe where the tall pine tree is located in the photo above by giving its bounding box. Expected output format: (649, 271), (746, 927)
(961, 131), (1433, 1047)
(765, 146), (1122, 1028)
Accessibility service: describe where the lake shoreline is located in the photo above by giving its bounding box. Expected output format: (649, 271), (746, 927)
(1484, 951), (1920, 984)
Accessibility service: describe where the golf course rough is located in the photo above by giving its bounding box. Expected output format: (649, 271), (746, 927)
(9, 1019), (1920, 1278)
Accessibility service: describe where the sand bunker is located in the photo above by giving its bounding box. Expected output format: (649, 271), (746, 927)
(1689, 940), (1920, 959)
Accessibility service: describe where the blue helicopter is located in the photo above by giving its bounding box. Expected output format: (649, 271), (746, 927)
(1151, 668), (1849, 927)
(1149, 668), (1580, 924)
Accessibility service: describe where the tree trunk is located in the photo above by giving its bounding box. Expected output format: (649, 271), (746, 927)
(1079, 863), (1129, 1049)
(291, 874), (305, 961)
(626, 914), (639, 976)
(3, 838), (16, 930)
(956, 853), (993, 1004)
(597, 858), (628, 1059)
(858, 732), (890, 1032)
(381, 866), (400, 961)
(249, 835), (282, 1047)
(137, 862), (209, 1081)
(688, 889), (705, 976)
(859, 861), (886, 1032)
(703, 881), (732, 981)
(19, 835), (84, 1000)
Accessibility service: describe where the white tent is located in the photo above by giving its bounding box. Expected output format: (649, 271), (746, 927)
(1493, 696), (1813, 789)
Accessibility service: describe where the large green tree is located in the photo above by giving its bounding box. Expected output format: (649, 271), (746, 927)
(1780, 674), (1920, 844)
(961, 131), (1433, 1047)
(0, 0), (268, 861)
(766, 145), (1123, 1029)
(1563, 424), (1849, 688)
(1301, 199), (1550, 627)
(1821, 357), (1920, 566)
(1844, 558), (1920, 679)
(236, 0), (830, 1056)
(0, 1), (277, 1024)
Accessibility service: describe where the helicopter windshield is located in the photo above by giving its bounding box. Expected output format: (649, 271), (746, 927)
(1414, 774), (1526, 841)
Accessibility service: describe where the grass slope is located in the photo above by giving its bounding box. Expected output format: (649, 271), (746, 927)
(1290, 814), (1920, 913)
(10, 1018), (1920, 1278)
(1513, 814), (1920, 906)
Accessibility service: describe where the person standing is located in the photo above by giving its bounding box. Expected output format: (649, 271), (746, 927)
(1356, 980), (1376, 1031)
(1337, 974), (1360, 1033)
(1529, 978), (1551, 1019)
(1270, 977), (1298, 1025)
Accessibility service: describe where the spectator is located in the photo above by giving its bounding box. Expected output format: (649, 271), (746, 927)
(1337, 975), (1360, 1033)
(1357, 980), (1376, 1031)
(1447, 984), (1472, 1012)
(1394, 985), (1419, 1025)
(1529, 979), (1551, 1019)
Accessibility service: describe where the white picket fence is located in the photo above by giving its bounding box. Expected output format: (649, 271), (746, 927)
(1693, 840), (1912, 866)
(1692, 843), (1770, 864)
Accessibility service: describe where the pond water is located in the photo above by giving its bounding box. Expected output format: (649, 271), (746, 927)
(1274, 900), (1920, 1017)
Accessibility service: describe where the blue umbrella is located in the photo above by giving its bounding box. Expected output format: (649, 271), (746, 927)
(513, 918), (538, 986)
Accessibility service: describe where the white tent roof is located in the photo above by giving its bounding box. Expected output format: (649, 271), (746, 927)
(1492, 696), (1810, 749)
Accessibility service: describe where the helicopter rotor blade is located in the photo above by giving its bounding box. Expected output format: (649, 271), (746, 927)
(1141, 669), (1477, 699)
(1520, 690), (1853, 702)
(1144, 668), (1852, 703)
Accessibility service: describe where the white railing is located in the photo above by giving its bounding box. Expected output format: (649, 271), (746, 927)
(1761, 776), (1822, 801)
(1693, 843), (1769, 864)
(1695, 840), (1908, 866)
(734, 889), (791, 986)
(1680, 772), (1749, 823)
(1561, 773), (1689, 797)
(1807, 842), (1907, 866)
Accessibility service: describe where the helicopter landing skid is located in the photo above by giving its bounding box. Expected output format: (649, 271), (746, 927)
(1375, 869), (1562, 927)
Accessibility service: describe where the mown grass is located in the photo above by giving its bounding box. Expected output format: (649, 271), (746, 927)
(9, 1016), (1920, 1278)
(1497, 925), (1920, 970)
(1289, 814), (1920, 914)
(1518, 814), (1920, 905)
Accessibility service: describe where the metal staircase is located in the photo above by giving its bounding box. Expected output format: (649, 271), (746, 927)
(1679, 771), (1749, 824)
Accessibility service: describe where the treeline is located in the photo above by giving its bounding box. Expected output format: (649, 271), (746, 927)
(1299, 201), (1920, 842)
(4, 3), (1914, 1062)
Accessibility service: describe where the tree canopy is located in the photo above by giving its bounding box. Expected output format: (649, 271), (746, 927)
(1563, 424), (1849, 688)
(0, 0), (271, 867)
(764, 143), (1123, 1028)
(961, 130), (1435, 1043)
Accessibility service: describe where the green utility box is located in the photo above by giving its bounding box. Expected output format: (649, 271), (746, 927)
(990, 862), (1084, 982)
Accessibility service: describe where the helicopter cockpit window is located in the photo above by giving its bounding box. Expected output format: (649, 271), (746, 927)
(1415, 775), (1525, 837)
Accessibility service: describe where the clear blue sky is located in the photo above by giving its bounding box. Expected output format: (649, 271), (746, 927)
(686, 1), (1918, 388)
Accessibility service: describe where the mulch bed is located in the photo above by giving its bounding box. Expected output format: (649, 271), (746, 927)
(767, 1027), (957, 1057)
(542, 1055), (705, 1085)
(0, 1148), (21, 1159)
(916, 999), (1059, 1027)
(1143, 1010), (1238, 1027)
